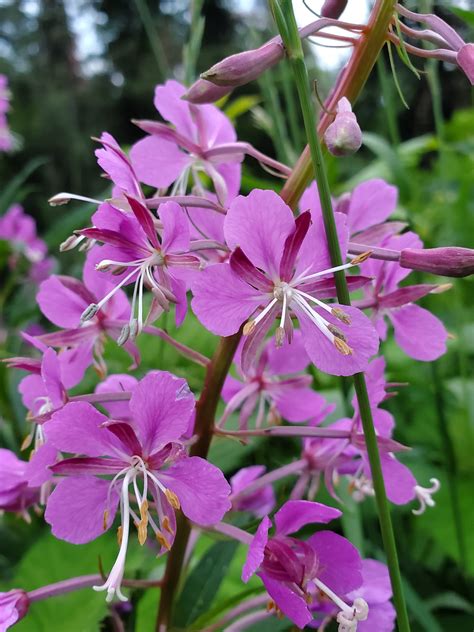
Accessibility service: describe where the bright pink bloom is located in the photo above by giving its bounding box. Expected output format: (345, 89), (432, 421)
(242, 500), (364, 628)
(230, 466), (276, 517)
(221, 332), (334, 428)
(36, 247), (137, 373)
(192, 189), (378, 376)
(130, 80), (241, 205)
(358, 232), (448, 361)
(0, 449), (39, 516)
(43, 371), (231, 602)
(0, 590), (29, 631)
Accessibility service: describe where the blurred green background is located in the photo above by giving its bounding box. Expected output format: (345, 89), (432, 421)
(0, 0), (473, 630)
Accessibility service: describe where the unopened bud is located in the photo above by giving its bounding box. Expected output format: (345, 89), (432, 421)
(457, 43), (474, 85)
(321, 0), (348, 19)
(324, 97), (362, 157)
(201, 41), (283, 88)
(400, 246), (474, 278)
(182, 78), (232, 104)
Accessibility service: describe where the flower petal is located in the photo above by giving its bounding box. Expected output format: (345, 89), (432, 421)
(389, 304), (447, 361)
(37, 276), (87, 328)
(130, 135), (189, 188)
(274, 500), (341, 536)
(242, 515), (271, 582)
(348, 179), (398, 235)
(191, 263), (262, 336)
(273, 386), (327, 423)
(160, 456), (231, 526)
(224, 190), (294, 278)
(159, 202), (190, 253)
(308, 530), (362, 594)
(259, 573), (312, 628)
(45, 477), (119, 544)
(129, 371), (195, 455)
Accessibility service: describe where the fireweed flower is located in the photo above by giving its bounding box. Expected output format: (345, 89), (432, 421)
(0, 449), (39, 518)
(36, 247), (138, 373)
(95, 373), (138, 420)
(0, 205), (54, 283)
(130, 80), (242, 205)
(230, 466), (276, 518)
(357, 232), (448, 361)
(0, 590), (29, 631)
(79, 198), (201, 340)
(309, 558), (395, 632)
(192, 189), (378, 376)
(42, 371), (231, 602)
(241, 500), (366, 629)
(301, 178), (401, 245)
(221, 332), (334, 429)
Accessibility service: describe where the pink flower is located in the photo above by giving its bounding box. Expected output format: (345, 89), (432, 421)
(0, 449), (39, 517)
(42, 371), (231, 602)
(192, 189), (378, 376)
(358, 232), (448, 361)
(130, 80), (241, 205)
(221, 332), (334, 429)
(230, 466), (276, 517)
(0, 590), (29, 631)
(242, 500), (365, 628)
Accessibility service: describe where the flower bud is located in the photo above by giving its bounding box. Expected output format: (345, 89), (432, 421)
(457, 44), (474, 85)
(324, 97), (362, 157)
(400, 247), (474, 278)
(0, 589), (29, 629)
(321, 0), (348, 19)
(182, 78), (232, 104)
(200, 41), (284, 87)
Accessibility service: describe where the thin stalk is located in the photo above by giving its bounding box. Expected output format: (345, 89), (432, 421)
(279, 59), (304, 153)
(155, 333), (241, 630)
(279, 0), (397, 209)
(133, 0), (170, 80)
(183, 0), (206, 85)
(258, 66), (293, 165)
(273, 2), (410, 631)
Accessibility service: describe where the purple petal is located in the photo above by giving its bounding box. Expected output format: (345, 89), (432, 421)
(26, 442), (57, 486)
(44, 402), (127, 458)
(57, 344), (93, 390)
(126, 195), (160, 249)
(348, 179), (398, 235)
(279, 211), (312, 282)
(160, 456), (231, 525)
(230, 248), (273, 292)
(154, 80), (195, 138)
(273, 386), (327, 423)
(45, 477), (119, 544)
(41, 348), (64, 409)
(37, 276), (87, 328)
(240, 302), (278, 375)
(191, 263), (262, 336)
(224, 190), (294, 277)
(274, 500), (341, 536)
(242, 515), (271, 582)
(358, 602), (396, 632)
(130, 135), (189, 188)
(159, 202), (190, 253)
(379, 284), (438, 309)
(265, 330), (310, 374)
(129, 371), (195, 455)
(364, 454), (416, 505)
(95, 373), (137, 419)
(347, 558), (392, 605)
(295, 212), (349, 277)
(259, 573), (312, 628)
(297, 304), (379, 376)
(308, 530), (362, 594)
(389, 304), (447, 361)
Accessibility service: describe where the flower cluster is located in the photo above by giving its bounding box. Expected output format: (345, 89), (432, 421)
(1, 3), (473, 629)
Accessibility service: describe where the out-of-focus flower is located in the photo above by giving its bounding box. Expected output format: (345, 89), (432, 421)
(230, 466), (276, 517)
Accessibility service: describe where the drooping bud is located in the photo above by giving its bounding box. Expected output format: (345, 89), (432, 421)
(182, 78), (233, 104)
(324, 97), (362, 157)
(457, 43), (474, 85)
(201, 41), (284, 87)
(400, 246), (474, 278)
(0, 590), (29, 629)
(321, 0), (348, 19)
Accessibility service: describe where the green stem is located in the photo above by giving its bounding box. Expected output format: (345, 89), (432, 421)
(273, 2), (410, 631)
(133, 0), (170, 80)
(258, 65), (292, 165)
(183, 0), (206, 85)
(155, 333), (241, 630)
(279, 0), (397, 209)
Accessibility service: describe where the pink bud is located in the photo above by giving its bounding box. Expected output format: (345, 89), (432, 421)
(0, 590), (29, 629)
(324, 97), (362, 156)
(321, 0), (348, 19)
(200, 41), (284, 88)
(182, 78), (232, 104)
(400, 247), (474, 278)
(457, 44), (474, 85)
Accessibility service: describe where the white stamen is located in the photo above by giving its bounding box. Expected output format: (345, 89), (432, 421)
(95, 267), (141, 311)
(49, 192), (102, 206)
(412, 478), (440, 515)
(294, 259), (360, 286)
(292, 294), (334, 343)
(294, 288), (333, 315)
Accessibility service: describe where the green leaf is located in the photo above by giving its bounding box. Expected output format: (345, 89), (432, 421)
(451, 8), (474, 27)
(402, 578), (443, 632)
(172, 539), (239, 628)
(0, 157), (47, 214)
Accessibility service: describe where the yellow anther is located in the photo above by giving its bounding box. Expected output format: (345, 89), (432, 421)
(334, 338), (353, 356)
(165, 489), (181, 510)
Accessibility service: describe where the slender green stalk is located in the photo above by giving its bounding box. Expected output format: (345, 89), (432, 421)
(133, 0), (170, 80)
(272, 1), (410, 631)
(183, 0), (206, 85)
(155, 333), (241, 630)
(279, 59), (304, 153)
(258, 64), (293, 164)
